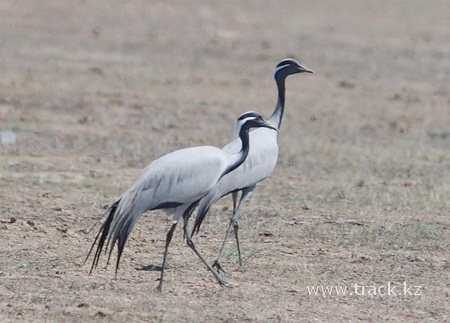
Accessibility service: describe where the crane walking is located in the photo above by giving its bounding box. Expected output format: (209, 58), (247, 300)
(192, 58), (313, 271)
(86, 113), (276, 292)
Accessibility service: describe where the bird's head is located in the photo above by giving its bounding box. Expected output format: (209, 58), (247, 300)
(274, 58), (314, 80)
(238, 111), (278, 133)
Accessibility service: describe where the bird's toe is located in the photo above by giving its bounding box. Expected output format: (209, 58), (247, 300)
(212, 260), (227, 274)
(219, 279), (239, 288)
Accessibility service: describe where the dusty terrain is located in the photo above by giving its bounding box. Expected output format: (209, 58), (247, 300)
(1, 0), (449, 321)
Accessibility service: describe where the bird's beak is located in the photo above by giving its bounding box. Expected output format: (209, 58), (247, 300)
(263, 121), (278, 132)
(298, 66), (314, 74)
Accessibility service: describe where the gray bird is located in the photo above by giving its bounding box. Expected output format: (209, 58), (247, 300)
(86, 113), (276, 292)
(192, 58), (313, 271)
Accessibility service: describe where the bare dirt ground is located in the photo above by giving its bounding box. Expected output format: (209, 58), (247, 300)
(1, 0), (449, 321)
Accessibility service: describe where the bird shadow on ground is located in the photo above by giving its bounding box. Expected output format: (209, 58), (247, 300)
(136, 265), (164, 272)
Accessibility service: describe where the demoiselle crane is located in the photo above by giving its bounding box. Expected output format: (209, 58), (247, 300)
(86, 113), (277, 292)
(192, 59), (313, 271)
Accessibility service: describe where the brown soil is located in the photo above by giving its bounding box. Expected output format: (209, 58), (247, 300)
(1, 0), (449, 321)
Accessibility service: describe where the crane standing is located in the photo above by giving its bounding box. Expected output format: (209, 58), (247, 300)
(192, 59), (313, 270)
(86, 113), (276, 292)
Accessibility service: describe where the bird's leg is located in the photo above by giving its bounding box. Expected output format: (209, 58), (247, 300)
(232, 219), (242, 266)
(182, 201), (198, 242)
(155, 222), (178, 293)
(212, 220), (233, 273)
(214, 186), (254, 269)
(212, 191), (239, 273)
(231, 186), (254, 266)
(215, 200), (243, 268)
(183, 215), (237, 288)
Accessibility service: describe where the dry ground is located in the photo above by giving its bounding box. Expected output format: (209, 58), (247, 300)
(1, 0), (449, 321)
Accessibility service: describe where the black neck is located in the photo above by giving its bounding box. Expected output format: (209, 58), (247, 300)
(220, 125), (251, 177)
(269, 73), (287, 129)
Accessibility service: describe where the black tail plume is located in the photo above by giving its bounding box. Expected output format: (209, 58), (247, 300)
(192, 205), (210, 236)
(86, 199), (121, 274)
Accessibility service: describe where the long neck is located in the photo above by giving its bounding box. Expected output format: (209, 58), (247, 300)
(268, 74), (286, 129)
(220, 126), (251, 178)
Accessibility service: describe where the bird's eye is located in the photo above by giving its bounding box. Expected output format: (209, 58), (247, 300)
(256, 115), (261, 120)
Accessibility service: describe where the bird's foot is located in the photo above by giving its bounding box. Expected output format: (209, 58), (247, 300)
(212, 260), (227, 274)
(216, 276), (239, 288)
(155, 282), (163, 293)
